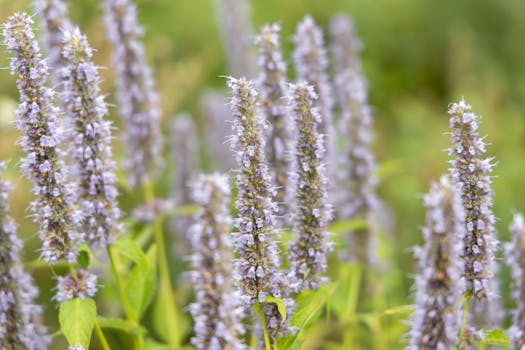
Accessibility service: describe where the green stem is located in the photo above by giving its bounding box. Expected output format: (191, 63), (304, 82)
(460, 293), (471, 338)
(143, 180), (180, 346)
(249, 331), (258, 350)
(254, 302), (272, 350)
(94, 320), (111, 350)
(370, 269), (387, 350)
(107, 246), (133, 320)
(68, 265), (78, 279)
(342, 263), (362, 348)
(107, 245), (143, 350)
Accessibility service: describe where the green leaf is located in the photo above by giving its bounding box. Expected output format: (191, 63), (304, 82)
(143, 338), (188, 350)
(479, 329), (509, 345)
(328, 263), (361, 320)
(125, 263), (149, 321)
(266, 295), (287, 324)
(97, 317), (146, 335)
(112, 237), (148, 266)
(329, 219), (369, 236)
(277, 284), (336, 349)
(124, 243), (156, 321)
(382, 304), (413, 317)
(75, 244), (91, 270)
(59, 298), (97, 348)
(142, 244), (158, 313)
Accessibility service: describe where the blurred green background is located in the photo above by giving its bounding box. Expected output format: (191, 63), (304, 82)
(1, 0), (525, 348)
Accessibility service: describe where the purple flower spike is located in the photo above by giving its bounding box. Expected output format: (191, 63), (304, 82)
(104, 0), (163, 188)
(329, 13), (362, 75)
(170, 114), (198, 252)
(188, 173), (246, 350)
(336, 67), (378, 263)
(213, 0), (256, 77)
(293, 15), (335, 183)
(448, 99), (497, 300)
(3, 12), (83, 263)
(407, 176), (465, 350)
(0, 162), (49, 350)
(33, 0), (72, 76)
(255, 23), (291, 216)
(227, 77), (293, 340)
(61, 28), (122, 248)
(287, 82), (332, 292)
(507, 213), (525, 349)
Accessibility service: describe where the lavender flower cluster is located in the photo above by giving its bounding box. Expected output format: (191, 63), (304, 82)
(213, 0), (256, 77)
(255, 23), (291, 212)
(170, 114), (198, 253)
(5, 2), (522, 349)
(330, 14), (379, 264)
(61, 28), (122, 248)
(0, 163), (49, 350)
(227, 77), (293, 339)
(407, 176), (465, 350)
(293, 16), (335, 181)
(188, 174), (245, 350)
(287, 83), (332, 292)
(55, 269), (98, 303)
(4, 13), (83, 264)
(33, 0), (72, 76)
(227, 77), (282, 306)
(335, 68), (378, 262)
(448, 99), (497, 300)
(104, 0), (163, 188)
(507, 213), (525, 349)
(329, 14), (362, 75)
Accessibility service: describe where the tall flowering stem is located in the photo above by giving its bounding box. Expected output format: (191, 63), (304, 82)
(213, 0), (256, 77)
(293, 15), (335, 178)
(287, 82), (331, 292)
(104, 0), (163, 188)
(170, 114), (198, 207)
(3, 12), (82, 263)
(227, 77), (292, 341)
(448, 99), (497, 300)
(507, 213), (525, 349)
(33, 0), (71, 78)
(170, 114), (198, 254)
(255, 23), (290, 214)
(0, 162), (49, 350)
(329, 13), (362, 76)
(188, 173), (245, 350)
(336, 67), (378, 264)
(200, 90), (236, 171)
(407, 176), (465, 350)
(61, 28), (122, 248)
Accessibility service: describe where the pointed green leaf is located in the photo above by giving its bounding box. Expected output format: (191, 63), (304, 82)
(59, 298), (97, 348)
(112, 237), (148, 266)
(479, 329), (509, 345)
(97, 317), (146, 335)
(124, 243), (156, 321)
(277, 284), (336, 349)
(142, 244), (158, 313)
(329, 219), (369, 236)
(75, 244), (92, 270)
(125, 263), (148, 321)
(382, 304), (413, 317)
(266, 295), (287, 324)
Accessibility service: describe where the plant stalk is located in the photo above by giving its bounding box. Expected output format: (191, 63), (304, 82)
(143, 180), (180, 346)
(94, 320), (112, 350)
